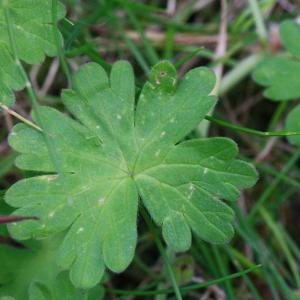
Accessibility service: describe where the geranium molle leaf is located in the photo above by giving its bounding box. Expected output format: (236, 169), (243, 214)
(5, 60), (257, 288)
(0, 0), (65, 105)
(0, 236), (101, 299)
(253, 20), (300, 101)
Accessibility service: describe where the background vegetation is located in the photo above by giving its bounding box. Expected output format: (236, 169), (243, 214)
(1, 0), (300, 299)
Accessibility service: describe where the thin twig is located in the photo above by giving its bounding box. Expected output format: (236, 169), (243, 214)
(255, 136), (278, 163)
(3, 109), (13, 131)
(212, 0), (228, 94)
(40, 57), (60, 96)
(0, 215), (38, 224)
(0, 103), (42, 131)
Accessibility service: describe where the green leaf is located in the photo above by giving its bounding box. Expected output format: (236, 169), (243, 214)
(286, 104), (300, 146)
(0, 236), (102, 299)
(253, 20), (300, 101)
(5, 60), (257, 288)
(0, 0), (65, 105)
(280, 20), (300, 60)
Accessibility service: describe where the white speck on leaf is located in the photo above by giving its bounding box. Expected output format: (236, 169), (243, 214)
(46, 175), (57, 182)
(77, 227), (84, 234)
(99, 197), (105, 205)
(188, 184), (195, 199)
(48, 211), (55, 218)
(204, 168), (208, 174)
(189, 183), (195, 191)
(155, 149), (161, 157)
(160, 131), (166, 137)
(117, 114), (122, 120)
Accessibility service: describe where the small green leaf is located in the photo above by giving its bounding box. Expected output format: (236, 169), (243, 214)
(5, 60), (257, 288)
(253, 57), (300, 100)
(0, 0), (65, 105)
(253, 20), (300, 101)
(0, 236), (100, 299)
(286, 104), (300, 146)
(280, 20), (300, 60)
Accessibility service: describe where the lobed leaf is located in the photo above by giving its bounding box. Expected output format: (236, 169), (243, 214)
(253, 20), (300, 146)
(0, 236), (102, 299)
(5, 60), (257, 288)
(0, 0), (65, 105)
(253, 20), (300, 101)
